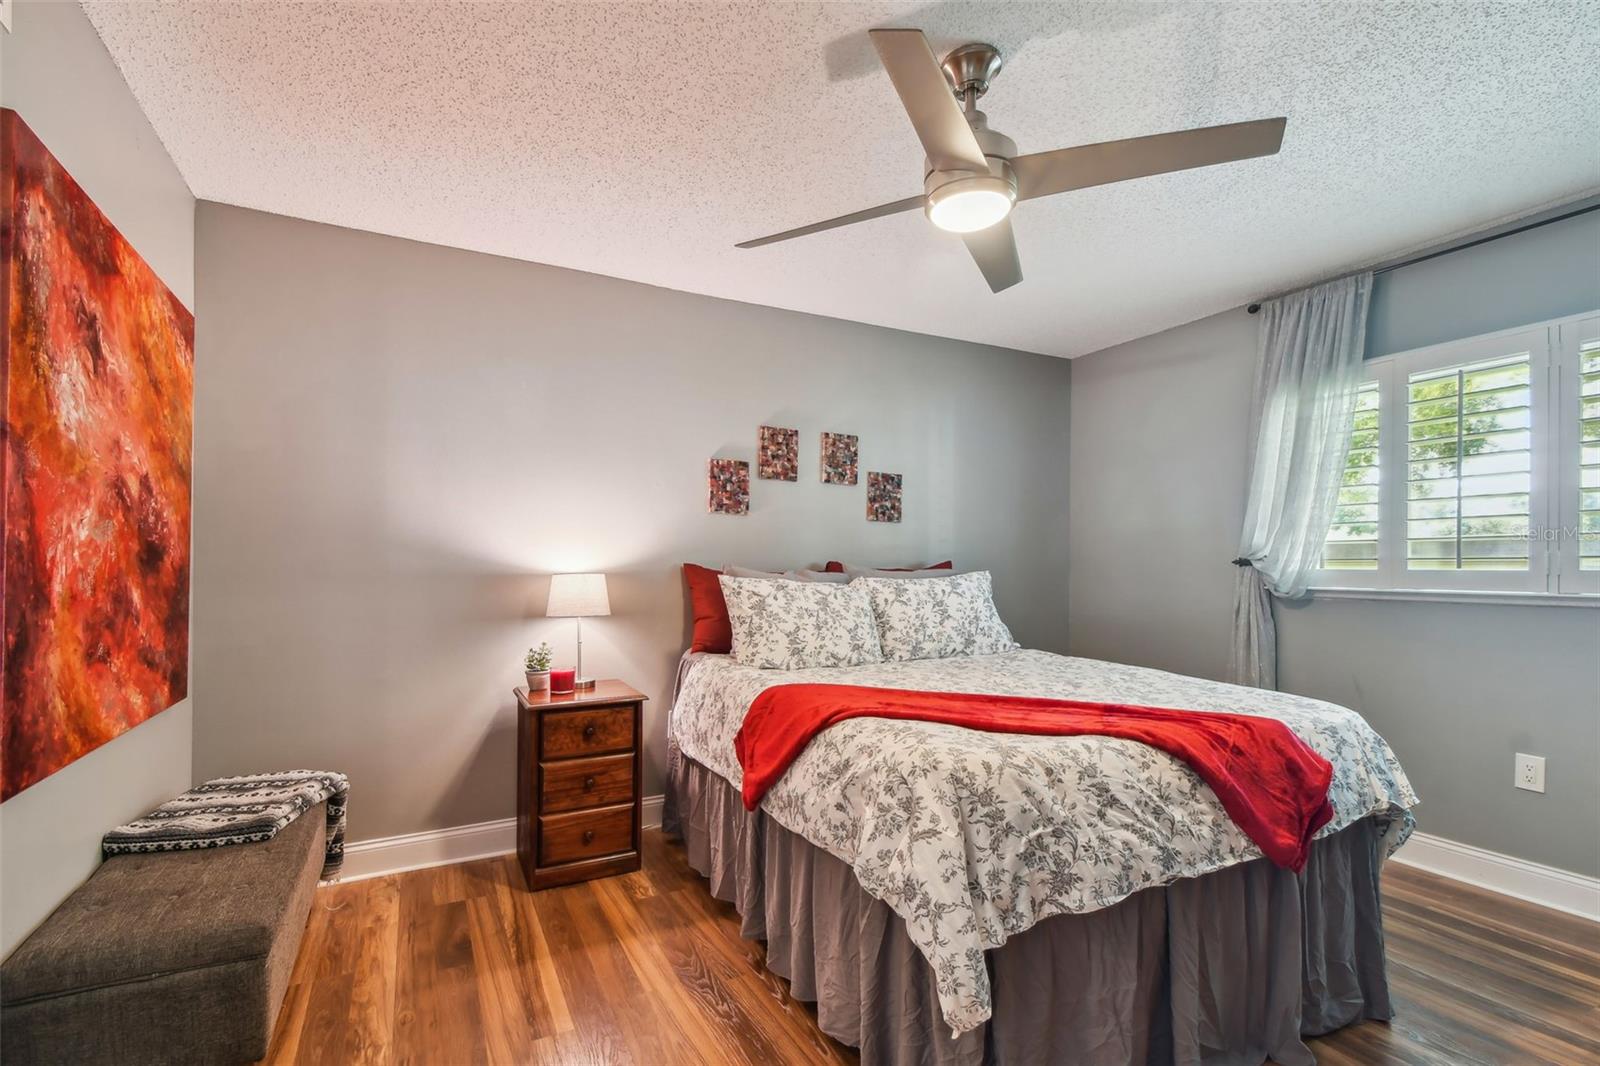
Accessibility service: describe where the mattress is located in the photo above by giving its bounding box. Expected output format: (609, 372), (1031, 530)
(668, 649), (1417, 1034)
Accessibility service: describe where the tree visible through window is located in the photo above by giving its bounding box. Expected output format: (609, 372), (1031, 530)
(1322, 381), (1380, 570)
(1406, 354), (1532, 572)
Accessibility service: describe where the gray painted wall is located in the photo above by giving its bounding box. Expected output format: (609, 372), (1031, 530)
(1066, 309), (1255, 685)
(0, 0), (195, 956)
(1367, 207), (1600, 358)
(192, 202), (1071, 845)
(1070, 212), (1600, 877)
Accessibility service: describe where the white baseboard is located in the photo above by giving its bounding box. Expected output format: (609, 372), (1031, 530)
(337, 794), (665, 883)
(339, 817), (517, 882)
(1392, 831), (1600, 922)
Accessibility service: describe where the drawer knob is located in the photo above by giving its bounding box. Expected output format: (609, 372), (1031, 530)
(583, 776), (596, 791)
(582, 829), (595, 845)
(582, 723), (597, 740)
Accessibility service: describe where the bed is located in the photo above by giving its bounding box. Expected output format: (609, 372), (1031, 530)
(664, 647), (1417, 1066)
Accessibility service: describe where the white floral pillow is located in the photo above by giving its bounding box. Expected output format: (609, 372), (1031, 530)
(858, 571), (1018, 662)
(718, 576), (885, 670)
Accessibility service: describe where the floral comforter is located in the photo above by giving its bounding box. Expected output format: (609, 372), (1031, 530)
(669, 649), (1417, 1035)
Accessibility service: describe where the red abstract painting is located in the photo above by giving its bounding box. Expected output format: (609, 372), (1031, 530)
(2, 109), (194, 800)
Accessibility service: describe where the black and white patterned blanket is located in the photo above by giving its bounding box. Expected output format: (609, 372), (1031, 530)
(103, 770), (348, 879)
(672, 650), (1416, 1034)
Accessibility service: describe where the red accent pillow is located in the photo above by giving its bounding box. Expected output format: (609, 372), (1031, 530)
(683, 563), (732, 653)
(822, 560), (953, 573)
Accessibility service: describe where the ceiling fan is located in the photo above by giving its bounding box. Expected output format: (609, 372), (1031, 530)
(736, 29), (1287, 293)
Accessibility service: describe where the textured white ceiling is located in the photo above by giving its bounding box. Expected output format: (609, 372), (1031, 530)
(84, 1), (1600, 358)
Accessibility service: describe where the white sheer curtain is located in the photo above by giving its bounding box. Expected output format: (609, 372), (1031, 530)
(1231, 273), (1373, 689)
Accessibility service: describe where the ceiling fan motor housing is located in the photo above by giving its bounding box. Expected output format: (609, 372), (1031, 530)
(923, 109), (1018, 212)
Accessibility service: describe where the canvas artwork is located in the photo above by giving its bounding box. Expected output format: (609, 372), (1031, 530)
(757, 425), (799, 481)
(707, 458), (750, 515)
(867, 471), (903, 523)
(2, 109), (195, 800)
(820, 431), (859, 485)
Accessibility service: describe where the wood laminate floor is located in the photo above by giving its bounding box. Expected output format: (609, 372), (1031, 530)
(262, 830), (1598, 1065)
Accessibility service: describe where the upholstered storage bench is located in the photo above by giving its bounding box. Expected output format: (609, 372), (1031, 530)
(0, 802), (326, 1066)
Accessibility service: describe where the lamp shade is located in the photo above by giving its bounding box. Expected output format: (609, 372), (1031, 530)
(546, 573), (610, 618)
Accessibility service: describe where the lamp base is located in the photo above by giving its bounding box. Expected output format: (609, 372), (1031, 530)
(574, 677), (598, 691)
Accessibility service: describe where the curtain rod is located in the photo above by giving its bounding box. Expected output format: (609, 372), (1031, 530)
(1246, 201), (1600, 314)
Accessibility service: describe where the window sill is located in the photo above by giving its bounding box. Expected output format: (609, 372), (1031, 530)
(1305, 587), (1600, 608)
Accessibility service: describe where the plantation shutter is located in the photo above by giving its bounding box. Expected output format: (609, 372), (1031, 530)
(1579, 339), (1600, 572)
(1321, 380), (1380, 570)
(1406, 352), (1534, 572)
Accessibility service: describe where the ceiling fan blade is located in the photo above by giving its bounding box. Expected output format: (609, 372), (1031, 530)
(869, 28), (989, 174)
(735, 195), (924, 249)
(1012, 117), (1287, 201)
(962, 219), (1022, 292)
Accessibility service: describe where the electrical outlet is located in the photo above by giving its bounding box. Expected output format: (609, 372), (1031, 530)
(1514, 753), (1546, 794)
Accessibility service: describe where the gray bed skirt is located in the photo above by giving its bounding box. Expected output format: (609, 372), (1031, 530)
(665, 754), (1392, 1066)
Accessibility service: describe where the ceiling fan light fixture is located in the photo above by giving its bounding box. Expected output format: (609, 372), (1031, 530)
(925, 174), (1016, 234)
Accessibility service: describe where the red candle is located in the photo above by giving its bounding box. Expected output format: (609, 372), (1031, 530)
(549, 668), (576, 695)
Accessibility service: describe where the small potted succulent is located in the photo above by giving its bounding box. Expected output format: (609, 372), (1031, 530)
(524, 641), (553, 693)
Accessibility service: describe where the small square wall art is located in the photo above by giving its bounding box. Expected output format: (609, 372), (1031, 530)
(867, 472), (903, 523)
(820, 432), (859, 485)
(708, 458), (750, 515)
(758, 425), (799, 481)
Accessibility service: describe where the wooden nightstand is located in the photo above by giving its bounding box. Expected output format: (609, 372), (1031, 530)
(515, 680), (647, 891)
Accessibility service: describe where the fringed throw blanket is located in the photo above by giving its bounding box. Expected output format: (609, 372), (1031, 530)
(103, 770), (348, 879)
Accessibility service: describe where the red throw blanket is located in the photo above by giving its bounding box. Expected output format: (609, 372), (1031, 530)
(734, 685), (1335, 871)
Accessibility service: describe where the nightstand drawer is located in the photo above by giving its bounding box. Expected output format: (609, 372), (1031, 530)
(538, 804), (633, 866)
(541, 753), (633, 813)
(542, 705), (635, 759)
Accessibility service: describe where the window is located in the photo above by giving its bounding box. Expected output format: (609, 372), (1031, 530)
(1578, 339), (1600, 572)
(1405, 352), (1533, 574)
(1314, 312), (1599, 598)
(1556, 315), (1600, 594)
(1321, 381), (1380, 571)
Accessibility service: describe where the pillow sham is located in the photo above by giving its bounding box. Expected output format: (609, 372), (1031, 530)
(797, 569), (852, 584)
(844, 566), (958, 579)
(824, 559), (952, 573)
(725, 564), (787, 580)
(858, 570), (1018, 662)
(682, 563), (732, 653)
(718, 575), (884, 670)
(725, 565), (850, 584)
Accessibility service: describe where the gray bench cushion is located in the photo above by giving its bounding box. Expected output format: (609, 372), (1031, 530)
(1, 802), (325, 1065)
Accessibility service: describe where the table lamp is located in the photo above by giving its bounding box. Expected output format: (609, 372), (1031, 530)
(546, 573), (610, 692)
